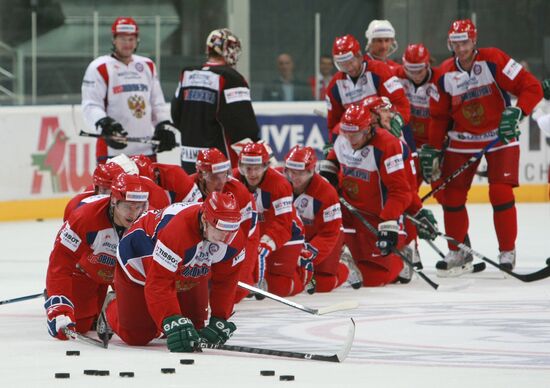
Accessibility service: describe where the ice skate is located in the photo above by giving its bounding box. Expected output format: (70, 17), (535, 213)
(498, 249), (516, 271)
(436, 249), (473, 277)
(340, 246), (363, 289)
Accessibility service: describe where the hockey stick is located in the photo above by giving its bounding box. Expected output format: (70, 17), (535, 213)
(63, 328), (108, 349)
(339, 197), (472, 291)
(406, 214), (550, 282)
(425, 239), (486, 273)
(196, 318), (355, 363)
(238, 282), (358, 315)
(0, 289), (46, 306)
(421, 138), (499, 202)
(79, 130), (181, 147)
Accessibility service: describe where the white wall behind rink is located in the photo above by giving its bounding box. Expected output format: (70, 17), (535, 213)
(0, 101), (548, 202)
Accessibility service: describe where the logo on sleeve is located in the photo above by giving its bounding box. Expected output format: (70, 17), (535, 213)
(232, 249), (246, 266)
(323, 203), (342, 222)
(153, 240), (182, 272)
(224, 87), (251, 104)
(60, 224), (81, 252)
(383, 76), (403, 94)
(384, 154), (405, 174)
(273, 196), (293, 216)
(502, 59), (522, 81)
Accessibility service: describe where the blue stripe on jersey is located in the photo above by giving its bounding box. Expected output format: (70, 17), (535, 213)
(260, 190), (272, 210)
(290, 219), (304, 242)
(487, 61), (511, 107)
(153, 214), (176, 240)
(370, 72), (381, 89)
(330, 83), (342, 104)
(313, 197), (322, 216)
(183, 246), (198, 265)
(118, 229), (155, 266)
(86, 231), (97, 246)
(373, 147), (388, 204)
(221, 245), (237, 263)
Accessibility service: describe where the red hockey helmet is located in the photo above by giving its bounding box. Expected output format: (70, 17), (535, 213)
(402, 43), (430, 71)
(93, 162), (125, 190)
(130, 155), (155, 179)
(196, 148), (231, 174)
(239, 142), (270, 165)
(206, 28), (242, 66)
(448, 19), (477, 43)
(340, 104), (376, 133)
(332, 34), (361, 63)
(110, 173), (149, 202)
(362, 95), (392, 112)
(112, 17), (139, 37)
(284, 145), (317, 171)
(202, 192), (241, 243)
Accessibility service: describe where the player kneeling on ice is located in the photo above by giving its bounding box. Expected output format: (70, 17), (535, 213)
(320, 104), (417, 286)
(45, 173), (150, 340)
(103, 192), (243, 351)
(234, 142), (313, 297)
(283, 145), (350, 293)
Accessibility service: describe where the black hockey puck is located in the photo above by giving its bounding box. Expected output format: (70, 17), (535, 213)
(260, 370), (275, 376)
(96, 370), (110, 376)
(66, 350), (80, 356)
(83, 370), (98, 375)
(179, 359), (195, 365)
(54, 372), (70, 379)
(119, 372), (134, 377)
(161, 368), (176, 374)
(280, 375), (295, 381)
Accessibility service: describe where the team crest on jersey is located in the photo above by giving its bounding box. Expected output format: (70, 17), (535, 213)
(135, 63), (144, 72)
(342, 178), (359, 199)
(128, 95), (146, 118)
(462, 102), (485, 126)
(208, 243), (220, 255)
(473, 64), (482, 75)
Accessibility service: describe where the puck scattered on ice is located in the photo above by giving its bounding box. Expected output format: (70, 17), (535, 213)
(83, 370), (98, 375)
(119, 372), (134, 378)
(179, 359), (194, 365)
(54, 372), (70, 379)
(260, 370), (275, 376)
(280, 375), (295, 381)
(161, 368), (176, 374)
(66, 350), (80, 356)
(96, 370), (110, 376)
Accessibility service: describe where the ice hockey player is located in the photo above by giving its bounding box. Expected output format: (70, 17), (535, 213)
(326, 34), (410, 143)
(233, 142), (314, 297)
(364, 19), (400, 70)
(104, 192), (243, 351)
(82, 17), (177, 163)
(171, 28), (259, 174)
(283, 145), (351, 292)
(422, 19), (543, 274)
(531, 79), (550, 200)
(131, 154), (202, 204)
(44, 173), (150, 340)
(192, 148), (259, 302)
(320, 104), (413, 286)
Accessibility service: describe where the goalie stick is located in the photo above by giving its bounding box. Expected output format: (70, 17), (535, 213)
(0, 289), (46, 306)
(406, 214), (550, 282)
(196, 318), (355, 363)
(339, 197), (472, 291)
(63, 328), (108, 349)
(238, 282), (358, 315)
(79, 130), (181, 147)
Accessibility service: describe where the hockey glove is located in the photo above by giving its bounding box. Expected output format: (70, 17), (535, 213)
(418, 144), (442, 182)
(322, 141), (334, 158)
(96, 117), (128, 149)
(257, 236), (275, 283)
(497, 107), (522, 144)
(162, 315), (200, 353)
(298, 247), (315, 293)
(414, 208), (438, 240)
(542, 79), (550, 100)
(153, 121), (177, 152)
(44, 295), (76, 340)
(376, 220), (399, 256)
(389, 112), (404, 138)
(199, 317), (237, 345)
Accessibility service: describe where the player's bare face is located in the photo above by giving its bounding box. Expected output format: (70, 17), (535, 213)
(342, 130), (369, 150)
(450, 40), (476, 69)
(375, 109), (392, 130)
(113, 35), (138, 63)
(112, 200), (147, 228)
(405, 66), (428, 84)
(369, 38), (394, 60)
(285, 169), (313, 194)
(241, 164), (266, 188)
(202, 171), (229, 195)
(337, 56), (363, 78)
(203, 220), (237, 245)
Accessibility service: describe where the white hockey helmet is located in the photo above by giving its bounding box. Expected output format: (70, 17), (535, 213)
(206, 28), (242, 66)
(364, 19), (398, 57)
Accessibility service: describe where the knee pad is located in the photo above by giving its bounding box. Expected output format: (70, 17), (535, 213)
(442, 188), (467, 209)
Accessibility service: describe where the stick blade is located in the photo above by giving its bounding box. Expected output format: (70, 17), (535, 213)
(315, 300), (359, 315)
(336, 318), (356, 362)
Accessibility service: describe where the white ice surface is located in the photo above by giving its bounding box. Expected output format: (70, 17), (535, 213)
(1, 203), (550, 388)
